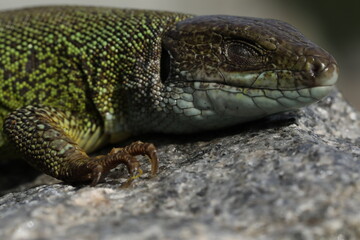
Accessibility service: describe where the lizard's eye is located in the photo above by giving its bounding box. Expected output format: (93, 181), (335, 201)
(160, 48), (171, 82)
(226, 42), (262, 65)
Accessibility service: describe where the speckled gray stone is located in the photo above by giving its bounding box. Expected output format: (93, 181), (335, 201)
(0, 89), (359, 240)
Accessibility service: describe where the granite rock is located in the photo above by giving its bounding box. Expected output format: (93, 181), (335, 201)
(0, 89), (359, 240)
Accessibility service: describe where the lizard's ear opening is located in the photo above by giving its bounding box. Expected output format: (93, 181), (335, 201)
(160, 47), (171, 83)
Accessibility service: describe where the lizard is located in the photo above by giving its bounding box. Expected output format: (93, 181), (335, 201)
(0, 6), (338, 186)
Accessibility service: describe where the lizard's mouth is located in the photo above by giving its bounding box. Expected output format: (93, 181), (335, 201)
(160, 51), (338, 127)
(161, 50), (338, 105)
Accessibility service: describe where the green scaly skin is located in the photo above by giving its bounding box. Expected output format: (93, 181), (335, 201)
(0, 6), (338, 185)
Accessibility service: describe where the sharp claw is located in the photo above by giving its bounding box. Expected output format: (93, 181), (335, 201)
(119, 168), (143, 188)
(90, 165), (103, 186)
(149, 149), (158, 176)
(129, 167), (143, 180)
(141, 143), (158, 176)
(88, 141), (158, 186)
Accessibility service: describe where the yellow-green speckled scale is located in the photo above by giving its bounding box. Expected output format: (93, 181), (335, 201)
(0, 6), (190, 152)
(0, 6), (189, 183)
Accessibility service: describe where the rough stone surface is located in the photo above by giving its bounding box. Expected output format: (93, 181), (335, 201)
(0, 89), (359, 240)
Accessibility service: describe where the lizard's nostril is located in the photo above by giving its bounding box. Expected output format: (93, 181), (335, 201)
(315, 62), (338, 86)
(311, 61), (326, 77)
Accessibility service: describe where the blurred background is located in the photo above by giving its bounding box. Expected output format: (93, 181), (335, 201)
(1, 0), (358, 109)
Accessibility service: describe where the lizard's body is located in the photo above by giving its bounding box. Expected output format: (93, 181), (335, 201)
(0, 6), (338, 185)
(0, 7), (191, 152)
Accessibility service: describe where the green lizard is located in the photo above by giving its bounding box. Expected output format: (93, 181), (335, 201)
(0, 6), (338, 185)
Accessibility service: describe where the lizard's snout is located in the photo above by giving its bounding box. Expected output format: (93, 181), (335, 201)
(303, 55), (338, 100)
(313, 62), (338, 87)
(301, 47), (338, 87)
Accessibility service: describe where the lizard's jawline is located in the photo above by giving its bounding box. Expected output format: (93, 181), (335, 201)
(154, 87), (323, 134)
(158, 81), (334, 134)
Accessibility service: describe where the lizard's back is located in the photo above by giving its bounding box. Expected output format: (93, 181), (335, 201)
(0, 6), (190, 151)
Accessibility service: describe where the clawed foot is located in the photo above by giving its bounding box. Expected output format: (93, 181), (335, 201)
(89, 141), (158, 186)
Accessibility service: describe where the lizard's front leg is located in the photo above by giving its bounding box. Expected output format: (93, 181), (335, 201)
(3, 105), (158, 185)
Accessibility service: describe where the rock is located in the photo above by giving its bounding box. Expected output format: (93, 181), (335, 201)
(0, 89), (359, 240)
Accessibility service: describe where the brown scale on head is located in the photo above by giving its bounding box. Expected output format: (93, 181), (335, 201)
(160, 15), (338, 90)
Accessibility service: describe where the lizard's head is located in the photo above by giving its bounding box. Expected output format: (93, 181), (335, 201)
(153, 15), (338, 132)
